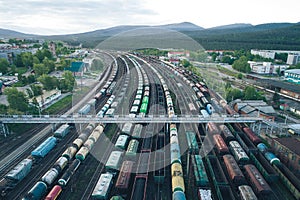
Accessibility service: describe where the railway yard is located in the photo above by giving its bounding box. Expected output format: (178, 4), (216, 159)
(0, 51), (299, 200)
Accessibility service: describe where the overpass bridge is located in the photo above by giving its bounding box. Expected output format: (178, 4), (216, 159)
(0, 114), (262, 124)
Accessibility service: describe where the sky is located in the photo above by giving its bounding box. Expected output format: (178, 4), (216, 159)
(0, 0), (299, 35)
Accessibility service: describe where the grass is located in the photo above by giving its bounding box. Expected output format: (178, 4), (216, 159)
(42, 95), (72, 114)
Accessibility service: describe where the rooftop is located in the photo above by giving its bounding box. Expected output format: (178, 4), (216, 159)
(257, 79), (300, 94)
(285, 69), (300, 75)
(274, 137), (300, 156)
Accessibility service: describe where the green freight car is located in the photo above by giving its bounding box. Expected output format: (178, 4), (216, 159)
(139, 103), (148, 114)
(192, 155), (209, 187)
(186, 131), (199, 153)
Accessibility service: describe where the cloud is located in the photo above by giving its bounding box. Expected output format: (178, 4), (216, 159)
(0, 0), (157, 34)
(0, 0), (299, 34)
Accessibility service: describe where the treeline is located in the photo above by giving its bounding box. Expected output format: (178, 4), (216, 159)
(184, 23), (300, 50)
(225, 83), (266, 102)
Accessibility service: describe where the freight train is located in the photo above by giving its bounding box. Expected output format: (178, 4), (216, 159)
(0, 124), (71, 196)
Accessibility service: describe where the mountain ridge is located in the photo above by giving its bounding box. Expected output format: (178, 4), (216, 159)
(1, 22), (299, 50)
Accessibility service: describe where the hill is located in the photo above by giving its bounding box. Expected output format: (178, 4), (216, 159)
(1, 22), (299, 50)
(183, 22), (300, 50)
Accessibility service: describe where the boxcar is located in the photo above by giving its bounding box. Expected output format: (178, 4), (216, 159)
(6, 158), (32, 182)
(229, 141), (249, 164)
(126, 139), (139, 158)
(132, 124), (143, 139)
(219, 125), (235, 143)
(207, 122), (219, 134)
(223, 155), (246, 186)
(54, 124), (70, 139)
(186, 131), (199, 153)
(31, 137), (57, 158)
(238, 185), (258, 200)
(115, 161), (134, 190)
(122, 123), (133, 135)
(92, 173), (113, 199)
(106, 151), (123, 171)
(198, 188), (212, 200)
(213, 135), (229, 155)
(193, 155), (209, 187)
(243, 164), (272, 196)
(115, 135), (130, 150)
(242, 127), (261, 145)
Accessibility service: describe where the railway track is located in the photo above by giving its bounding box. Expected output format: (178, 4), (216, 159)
(0, 51), (117, 199)
(57, 53), (131, 200)
(6, 129), (78, 199)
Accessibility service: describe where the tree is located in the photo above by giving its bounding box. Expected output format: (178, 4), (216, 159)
(0, 58), (9, 74)
(221, 56), (234, 65)
(26, 88), (34, 98)
(237, 73), (243, 79)
(275, 53), (288, 62)
(27, 75), (36, 84)
(30, 84), (43, 96)
(43, 58), (55, 72)
(42, 49), (53, 60)
(226, 88), (243, 102)
(225, 82), (231, 90)
(59, 71), (76, 92)
(33, 63), (49, 76)
(38, 75), (58, 90)
(181, 59), (191, 68)
(0, 104), (8, 114)
(33, 56), (40, 64)
(243, 86), (266, 101)
(232, 56), (251, 73)
(15, 54), (24, 68)
(5, 88), (29, 112)
(21, 52), (33, 68)
(243, 86), (257, 100)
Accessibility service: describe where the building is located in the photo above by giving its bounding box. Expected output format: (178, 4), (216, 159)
(284, 69), (300, 84)
(257, 79), (300, 100)
(271, 137), (300, 175)
(286, 54), (300, 65)
(65, 62), (86, 77)
(233, 100), (276, 121)
(248, 61), (274, 74)
(251, 49), (300, 60)
(32, 89), (62, 108)
(167, 51), (190, 58)
(48, 42), (56, 57)
(250, 50), (276, 59)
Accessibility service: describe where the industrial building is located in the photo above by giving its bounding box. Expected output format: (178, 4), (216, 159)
(285, 69), (300, 84)
(272, 137), (300, 175)
(233, 100), (276, 121)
